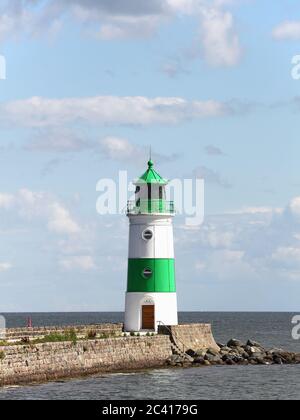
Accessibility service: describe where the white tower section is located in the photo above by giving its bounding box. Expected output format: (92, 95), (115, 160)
(124, 160), (178, 332)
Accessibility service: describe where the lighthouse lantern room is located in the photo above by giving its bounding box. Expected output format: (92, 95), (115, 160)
(124, 160), (178, 332)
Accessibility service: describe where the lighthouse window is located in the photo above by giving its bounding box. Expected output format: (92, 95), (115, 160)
(159, 187), (163, 200)
(142, 229), (153, 241)
(142, 268), (153, 279)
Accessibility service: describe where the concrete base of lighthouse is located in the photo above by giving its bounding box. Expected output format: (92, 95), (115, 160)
(124, 292), (178, 332)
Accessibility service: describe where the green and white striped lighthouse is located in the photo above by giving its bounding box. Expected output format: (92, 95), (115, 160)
(124, 160), (178, 332)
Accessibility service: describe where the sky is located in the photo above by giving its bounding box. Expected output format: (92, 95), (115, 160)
(0, 0), (300, 312)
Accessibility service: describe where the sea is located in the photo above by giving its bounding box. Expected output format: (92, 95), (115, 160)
(0, 312), (299, 400)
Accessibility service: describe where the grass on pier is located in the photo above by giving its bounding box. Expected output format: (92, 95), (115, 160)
(0, 329), (154, 348)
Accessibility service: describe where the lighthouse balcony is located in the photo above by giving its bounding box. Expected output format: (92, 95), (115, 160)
(127, 200), (175, 215)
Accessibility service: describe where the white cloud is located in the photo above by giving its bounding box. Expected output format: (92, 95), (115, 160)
(0, 193), (15, 209)
(272, 247), (300, 267)
(0, 95), (238, 128)
(0, 0), (242, 67)
(289, 197), (300, 218)
(97, 16), (165, 40)
(0, 189), (81, 236)
(176, 195), (300, 283)
(25, 132), (181, 167)
(27, 128), (92, 153)
(99, 137), (141, 161)
(47, 202), (81, 235)
(273, 21), (300, 40)
(98, 136), (179, 164)
(60, 255), (97, 271)
(228, 206), (283, 216)
(167, 1), (242, 67)
(0, 262), (12, 272)
(199, 6), (242, 67)
(206, 230), (234, 248)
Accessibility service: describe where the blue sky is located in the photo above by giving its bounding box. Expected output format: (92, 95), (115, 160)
(0, 0), (300, 312)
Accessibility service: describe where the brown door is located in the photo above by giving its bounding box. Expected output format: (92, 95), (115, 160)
(142, 305), (155, 330)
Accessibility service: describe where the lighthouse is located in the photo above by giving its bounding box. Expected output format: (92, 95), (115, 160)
(124, 160), (178, 332)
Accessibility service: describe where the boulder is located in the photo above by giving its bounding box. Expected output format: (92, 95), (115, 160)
(244, 345), (252, 354)
(252, 352), (266, 359)
(229, 351), (240, 358)
(272, 352), (287, 363)
(195, 349), (207, 358)
(207, 348), (220, 357)
(247, 339), (264, 349)
(205, 354), (222, 363)
(247, 346), (263, 355)
(264, 354), (273, 362)
(227, 339), (243, 348)
(280, 353), (293, 363)
(232, 356), (244, 364)
(182, 361), (193, 368)
(193, 357), (205, 365)
(186, 349), (197, 358)
(294, 354), (300, 363)
(217, 343), (226, 349)
(269, 348), (284, 354)
(168, 355), (181, 364)
(221, 346), (232, 353)
(255, 357), (266, 365)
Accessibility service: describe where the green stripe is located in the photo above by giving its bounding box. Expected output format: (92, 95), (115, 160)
(127, 258), (176, 293)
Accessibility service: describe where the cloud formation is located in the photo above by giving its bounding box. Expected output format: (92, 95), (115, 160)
(60, 255), (97, 271)
(177, 196), (300, 286)
(0, 0), (242, 67)
(98, 137), (180, 165)
(0, 262), (12, 272)
(26, 128), (92, 153)
(273, 21), (300, 40)
(0, 95), (247, 128)
(25, 131), (181, 167)
(199, 6), (241, 67)
(0, 189), (81, 235)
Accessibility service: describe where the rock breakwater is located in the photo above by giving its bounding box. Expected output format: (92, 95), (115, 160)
(166, 338), (300, 368)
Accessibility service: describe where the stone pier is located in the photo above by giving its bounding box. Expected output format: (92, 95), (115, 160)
(0, 323), (219, 386)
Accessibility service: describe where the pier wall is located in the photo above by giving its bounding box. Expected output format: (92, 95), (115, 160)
(159, 324), (220, 352)
(0, 323), (219, 386)
(0, 335), (172, 386)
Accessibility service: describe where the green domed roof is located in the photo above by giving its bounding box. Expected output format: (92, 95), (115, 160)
(136, 160), (168, 185)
